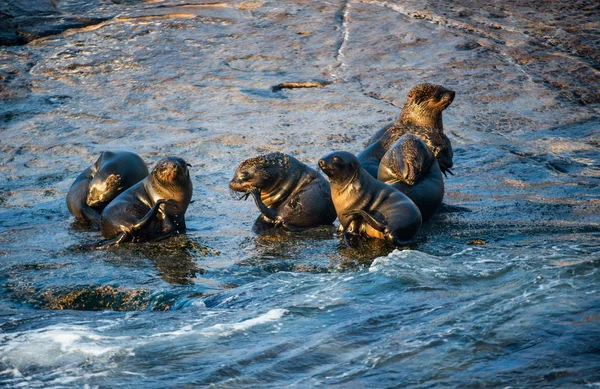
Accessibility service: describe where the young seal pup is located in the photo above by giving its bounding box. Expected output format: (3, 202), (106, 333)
(358, 83), (455, 177)
(229, 152), (337, 231)
(318, 151), (422, 245)
(66, 151), (149, 227)
(99, 157), (193, 246)
(378, 134), (444, 221)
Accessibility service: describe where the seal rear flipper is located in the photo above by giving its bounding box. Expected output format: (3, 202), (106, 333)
(81, 206), (101, 229)
(96, 232), (129, 248)
(342, 230), (367, 249)
(387, 232), (420, 248)
(343, 210), (388, 232)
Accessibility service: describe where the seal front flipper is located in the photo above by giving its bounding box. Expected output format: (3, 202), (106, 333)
(441, 167), (454, 178)
(248, 188), (280, 222)
(96, 232), (129, 249)
(130, 199), (167, 232)
(81, 206), (101, 229)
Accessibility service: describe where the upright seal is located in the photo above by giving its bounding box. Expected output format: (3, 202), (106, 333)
(229, 152), (337, 231)
(318, 151), (422, 245)
(66, 151), (149, 227)
(358, 83), (455, 177)
(378, 134), (444, 221)
(99, 157), (193, 246)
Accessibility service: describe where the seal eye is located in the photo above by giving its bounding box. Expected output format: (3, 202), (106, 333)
(239, 171), (250, 180)
(332, 156), (342, 165)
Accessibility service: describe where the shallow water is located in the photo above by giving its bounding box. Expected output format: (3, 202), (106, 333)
(1, 0), (599, 387)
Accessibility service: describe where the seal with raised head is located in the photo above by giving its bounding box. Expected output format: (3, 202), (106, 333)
(318, 151), (422, 245)
(66, 151), (149, 227)
(229, 152), (337, 231)
(378, 134), (444, 221)
(358, 83), (455, 177)
(99, 156), (193, 246)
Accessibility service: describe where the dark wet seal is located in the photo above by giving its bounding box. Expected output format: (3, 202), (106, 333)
(378, 134), (444, 221)
(271, 81), (333, 92)
(66, 151), (149, 229)
(98, 156), (193, 247)
(358, 83), (455, 177)
(229, 152), (337, 231)
(318, 151), (422, 246)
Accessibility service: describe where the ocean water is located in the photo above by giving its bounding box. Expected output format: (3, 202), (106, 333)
(1, 0), (599, 387)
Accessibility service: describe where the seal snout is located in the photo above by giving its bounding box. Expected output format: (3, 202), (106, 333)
(443, 89), (456, 106)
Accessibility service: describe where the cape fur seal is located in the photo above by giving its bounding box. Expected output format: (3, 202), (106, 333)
(358, 83), (455, 177)
(318, 151), (422, 245)
(378, 134), (444, 221)
(99, 156), (193, 246)
(229, 152), (337, 231)
(66, 151), (148, 227)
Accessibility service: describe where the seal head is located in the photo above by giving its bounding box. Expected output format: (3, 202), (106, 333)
(398, 83), (455, 129)
(318, 151), (360, 185)
(229, 152), (292, 197)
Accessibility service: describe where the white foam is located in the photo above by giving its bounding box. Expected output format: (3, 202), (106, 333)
(0, 325), (124, 369)
(201, 309), (288, 337)
(369, 249), (437, 272)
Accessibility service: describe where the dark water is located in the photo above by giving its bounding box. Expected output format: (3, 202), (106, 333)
(1, 0), (599, 387)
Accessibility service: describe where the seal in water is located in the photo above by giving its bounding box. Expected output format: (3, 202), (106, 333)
(318, 151), (422, 245)
(66, 151), (149, 228)
(358, 83), (455, 177)
(99, 157), (193, 246)
(229, 152), (337, 231)
(378, 134), (444, 221)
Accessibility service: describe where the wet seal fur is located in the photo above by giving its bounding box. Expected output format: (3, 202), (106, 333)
(99, 157), (193, 246)
(318, 151), (422, 245)
(229, 152), (337, 231)
(66, 151), (148, 228)
(358, 83), (455, 177)
(378, 134), (444, 221)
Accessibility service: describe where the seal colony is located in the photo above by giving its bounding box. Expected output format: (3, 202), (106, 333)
(66, 83), (455, 247)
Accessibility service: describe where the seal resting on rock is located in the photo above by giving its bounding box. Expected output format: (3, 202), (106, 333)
(229, 152), (337, 231)
(318, 151), (422, 245)
(99, 157), (193, 246)
(378, 134), (444, 221)
(358, 83), (455, 177)
(66, 151), (148, 228)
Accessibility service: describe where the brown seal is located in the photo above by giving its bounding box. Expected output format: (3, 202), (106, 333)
(66, 151), (148, 228)
(378, 134), (444, 221)
(229, 152), (337, 231)
(318, 151), (422, 245)
(99, 157), (193, 246)
(358, 83), (455, 177)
